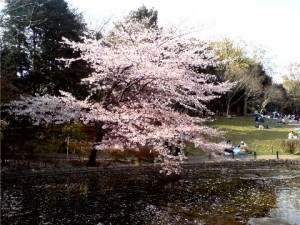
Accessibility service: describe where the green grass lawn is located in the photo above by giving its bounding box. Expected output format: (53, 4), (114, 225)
(207, 116), (300, 155)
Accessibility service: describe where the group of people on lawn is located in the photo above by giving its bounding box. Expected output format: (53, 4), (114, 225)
(223, 114), (300, 155)
(225, 131), (299, 155)
(224, 140), (248, 155)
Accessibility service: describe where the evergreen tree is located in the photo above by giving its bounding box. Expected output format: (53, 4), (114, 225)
(1, 0), (92, 99)
(128, 5), (158, 28)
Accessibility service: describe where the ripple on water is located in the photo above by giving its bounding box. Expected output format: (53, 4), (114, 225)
(1, 167), (300, 225)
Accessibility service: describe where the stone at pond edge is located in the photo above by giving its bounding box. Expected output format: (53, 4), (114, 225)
(247, 217), (296, 225)
(235, 212), (244, 221)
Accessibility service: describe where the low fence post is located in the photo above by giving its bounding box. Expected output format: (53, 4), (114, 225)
(271, 144), (273, 154)
(254, 151), (256, 160)
(276, 151), (279, 159)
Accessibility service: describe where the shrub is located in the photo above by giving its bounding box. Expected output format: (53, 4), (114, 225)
(281, 139), (300, 154)
(104, 147), (126, 160)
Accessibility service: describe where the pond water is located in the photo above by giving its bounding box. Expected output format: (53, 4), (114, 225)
(1, 165), (300, 225)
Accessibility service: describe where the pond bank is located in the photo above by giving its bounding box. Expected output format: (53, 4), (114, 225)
(2, 157), (300, 180)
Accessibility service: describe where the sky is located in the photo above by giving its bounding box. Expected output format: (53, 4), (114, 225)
(63, 0), (300, 83)
(1, 0), (299, 83)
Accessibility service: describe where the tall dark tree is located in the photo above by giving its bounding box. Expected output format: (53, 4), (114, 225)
(128, 5), (158, 28)
(1, 0), (92, 99)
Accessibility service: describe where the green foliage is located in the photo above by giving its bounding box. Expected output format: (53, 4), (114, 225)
(128, 5), (158, 28)
(182, 141), (205, 156)
(1, 0), (91, 98)
(209, 39), (277, 116)
(0, 120), (8, 140)
(61, 122), (86, 140)
(134, 145), (158, 163)
(57, 122), (89, 154)
(21, 125), (66, 154)
(282, 62), (300, 115)
(101, 145), (158, 164)
(22, 140), (59, 154)
(210, 39), (249, 77)
(2, 121), (89, 156)
(104, 147), (126, 160)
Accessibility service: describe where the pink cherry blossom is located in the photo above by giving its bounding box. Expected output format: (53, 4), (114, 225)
(8, 19), (233, 174)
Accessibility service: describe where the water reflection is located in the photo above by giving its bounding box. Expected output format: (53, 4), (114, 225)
(269, 187), (300, 224)
(1, 167), (300, 225)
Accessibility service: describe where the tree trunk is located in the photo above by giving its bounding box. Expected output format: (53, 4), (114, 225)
(243, 96), (248, 116)
(86, 146), (98, 167)
(226, 103), (230, 117)
(260, 99), (269, 115)
(66, 135), (70, 160)
(86, 121), (105, 167)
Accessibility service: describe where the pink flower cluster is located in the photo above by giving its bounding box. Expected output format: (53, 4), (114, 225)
(8, 19), (233, 173)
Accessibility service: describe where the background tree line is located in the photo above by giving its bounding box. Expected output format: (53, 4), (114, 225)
(1, 1), (298, 115)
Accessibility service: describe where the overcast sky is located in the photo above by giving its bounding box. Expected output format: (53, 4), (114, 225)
(1, 0), (299, 82)
(64, 0), (300, 83)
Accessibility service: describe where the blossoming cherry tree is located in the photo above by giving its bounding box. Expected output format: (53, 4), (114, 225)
(8, 20), (233, 173)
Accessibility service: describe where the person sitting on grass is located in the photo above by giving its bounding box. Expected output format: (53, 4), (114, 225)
(263, 124), (271, 129)
(277, 117), (285, 124)
(240, 141), (248, 153)
(224, 140), (234, 154)
(288, 131), (299, 139)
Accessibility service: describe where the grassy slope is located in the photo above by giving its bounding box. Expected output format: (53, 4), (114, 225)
(208, 116), (300, 155)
